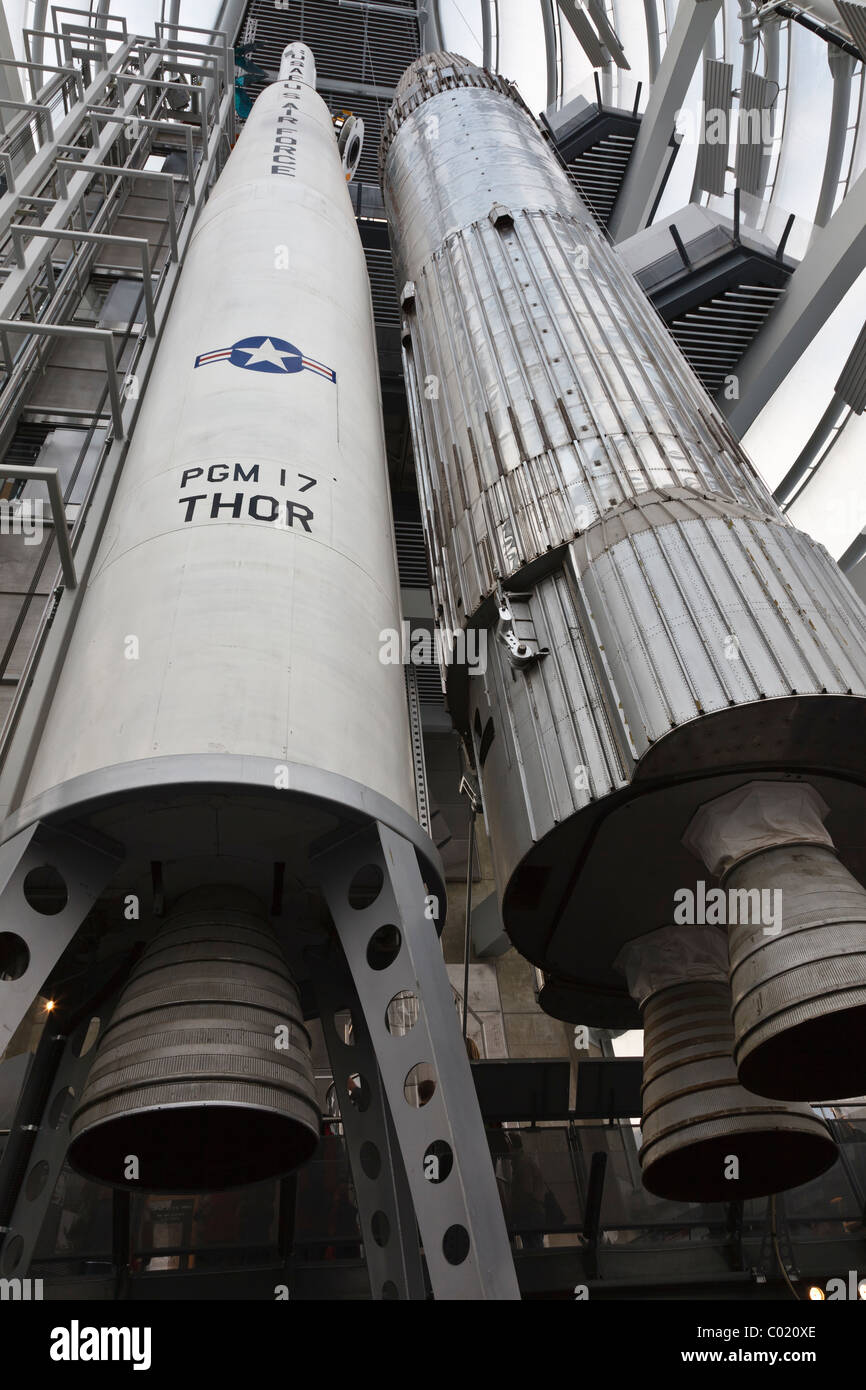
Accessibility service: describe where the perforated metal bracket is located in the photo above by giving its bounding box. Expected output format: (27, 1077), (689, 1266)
(0, 821), (122, 1054)
(312, 821), (520, 1300)
(0, 979), (125, 1282)
(307, 947), (426, 1301)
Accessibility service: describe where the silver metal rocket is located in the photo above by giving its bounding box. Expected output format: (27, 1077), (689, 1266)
(382, 53), (866, 1180)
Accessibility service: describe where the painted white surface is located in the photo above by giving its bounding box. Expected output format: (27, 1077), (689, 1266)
(25, 65), (415, 817)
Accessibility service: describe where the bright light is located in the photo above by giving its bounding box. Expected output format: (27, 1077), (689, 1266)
(44, 999), (56, 1013)
(808, 1286), (825, 1301)
(858, 1279), (866, 1301)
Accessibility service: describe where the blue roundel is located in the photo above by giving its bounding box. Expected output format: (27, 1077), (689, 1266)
(228, 335), (304, 373)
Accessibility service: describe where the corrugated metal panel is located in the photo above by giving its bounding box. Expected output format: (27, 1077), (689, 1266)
(694, 60), (733, 197)
(575, 511), (866, 748)
(472, 562), (630, 843)
(585, 0), (630, 69)
(402, 207), (777, 632)
(472, 505), (866, 860)
(835, 319), (866, 413)
(735, 69), (776, 196)
(836, 1), (866, 57)
(558, 0), (607, 67)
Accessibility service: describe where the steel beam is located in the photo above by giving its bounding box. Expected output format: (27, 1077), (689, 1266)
(541, 0), (559, 110)
(0, 320), (124, 443)
(720, 166), (866, 435)
(0, 464), (76, 588)
(815, 47), (855, 227)
(608, 0), (723, 241)
(482, 0), (494, 68)
(307, 948), (427, 1300)
(0, 4), (25, 105)
(313, 822), (520, 1300)
(56, 160), (180, 261)
(0, 978), (124, 1282)
(8, 225), (157, 336)
(0, 821), (121, 1055)
(644, 0), (661, 80)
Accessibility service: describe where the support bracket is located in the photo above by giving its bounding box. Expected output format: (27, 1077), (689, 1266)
(312, 820), (520, 1299)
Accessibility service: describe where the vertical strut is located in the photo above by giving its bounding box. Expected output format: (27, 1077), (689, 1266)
(313, 820), (520, 1300)
(308, 946), (427, 1300)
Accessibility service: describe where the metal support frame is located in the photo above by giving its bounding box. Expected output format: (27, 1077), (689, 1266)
(0, 979), (124, 1281)
(8, 224), (157, 336)
(25, 21), (123, 71)
(0, 98), (54, 141)
(112, 68), (220, 159)
(0, 58), (83, 106)
(815, 46), (856, 228)
(307, 947), (427, 1300)
(0, 75), (234, 824)
(720, 165), (866, 434)
(153, 22), (234, 146)
(56, 160), (180, 262)
(0, 464), (76, 587)
(404, 664), (431, 834)
(0, 820), (121, 1055)
(540, 0), (560, 111)
(83, 109), (199, 206)
(154, 22), (233, 92)
(313, 821), (520, 1300)
(608, 0), (723, 241)
(0, 41), (153, 314)
(644, 0), (661, 82)
(0, 319), (125, 440)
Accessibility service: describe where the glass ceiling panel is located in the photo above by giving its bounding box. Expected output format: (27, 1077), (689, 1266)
(769, 19), (835, 224)
(439, 0), (483, 65)
(492, 0), (549, 114)
(3, 0), (862, 558)
(610, 0), (651, 93)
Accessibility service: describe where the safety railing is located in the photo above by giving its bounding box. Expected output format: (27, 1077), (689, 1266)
(0, 17), (234, 799)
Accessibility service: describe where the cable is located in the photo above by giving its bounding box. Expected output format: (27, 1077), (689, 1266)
(452, 1), (483, 49)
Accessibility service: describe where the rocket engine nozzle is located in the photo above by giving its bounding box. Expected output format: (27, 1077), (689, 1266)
(67, 889), (320, 1192)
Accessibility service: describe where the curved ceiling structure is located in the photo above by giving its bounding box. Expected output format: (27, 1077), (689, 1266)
(3, 0), (864, 575)
(435, 1), (866, 583)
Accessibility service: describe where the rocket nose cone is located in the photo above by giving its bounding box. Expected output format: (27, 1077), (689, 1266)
(279, 42), (317, 89)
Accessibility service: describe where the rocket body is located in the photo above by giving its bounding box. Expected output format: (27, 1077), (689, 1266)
(382, 53), (866, 1026)
(21, 57), (414, 824)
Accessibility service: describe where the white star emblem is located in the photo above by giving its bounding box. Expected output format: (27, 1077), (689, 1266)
(238, 337), (300, 370)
